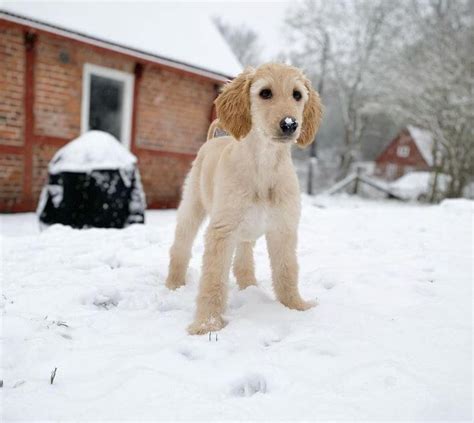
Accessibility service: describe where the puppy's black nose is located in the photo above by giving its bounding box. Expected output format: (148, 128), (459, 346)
(280, 117), (298, 135)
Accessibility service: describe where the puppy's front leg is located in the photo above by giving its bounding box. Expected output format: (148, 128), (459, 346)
(266, 215), (315, 311)
(188, 223), (237, 335)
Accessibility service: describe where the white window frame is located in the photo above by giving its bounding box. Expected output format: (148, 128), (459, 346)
(81, 63), (134, 149)
(397, 145), (410, 158)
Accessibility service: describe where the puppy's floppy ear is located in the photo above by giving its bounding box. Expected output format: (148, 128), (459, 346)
(215, 67), (254, 140)
(297, 77), (323, 148)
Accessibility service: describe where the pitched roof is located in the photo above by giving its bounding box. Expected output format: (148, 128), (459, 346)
(407, 125), (434, 166)
(1, 2), (242, 81)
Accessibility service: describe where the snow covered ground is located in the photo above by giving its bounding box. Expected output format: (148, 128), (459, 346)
(1, 196), (472, 421)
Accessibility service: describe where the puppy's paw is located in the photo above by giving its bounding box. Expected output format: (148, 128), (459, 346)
(165, 278), (185, 290)
(237, 279), (258, 290)
(284, 298), (318, 311)
(298, 299), (318, 310)
(187, 315), (226, 335)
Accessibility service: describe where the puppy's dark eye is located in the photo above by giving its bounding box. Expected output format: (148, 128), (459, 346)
(259, 89), (272, 99)
(293, 90), (302, 101)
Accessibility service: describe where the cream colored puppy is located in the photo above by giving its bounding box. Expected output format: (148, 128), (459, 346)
(166, 63), (323, 335)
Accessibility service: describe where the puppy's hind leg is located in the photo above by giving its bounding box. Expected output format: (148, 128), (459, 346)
(233, 241), (257, 290)
(166, 176), (205, 290)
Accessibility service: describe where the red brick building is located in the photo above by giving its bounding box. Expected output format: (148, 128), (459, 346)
(375, 126), (434, 180)
(0, 6), (241, 212)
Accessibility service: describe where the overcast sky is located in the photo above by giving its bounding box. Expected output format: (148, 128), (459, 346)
(194, 1), (291, 60)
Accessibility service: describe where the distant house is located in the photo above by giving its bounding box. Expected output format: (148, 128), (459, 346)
(375, 126), (434, 180)
(0, 4), (241, 212)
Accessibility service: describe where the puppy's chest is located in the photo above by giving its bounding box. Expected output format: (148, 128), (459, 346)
(237, 204), (269, 242)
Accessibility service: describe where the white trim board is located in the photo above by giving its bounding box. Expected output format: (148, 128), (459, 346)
(81, 63), (134, 149)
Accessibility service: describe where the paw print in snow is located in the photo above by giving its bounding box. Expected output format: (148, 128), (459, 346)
(230, 374), (268, 397)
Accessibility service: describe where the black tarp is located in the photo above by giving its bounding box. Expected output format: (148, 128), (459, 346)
(38, 169), (145, 229)
(37, 131), (146, 229)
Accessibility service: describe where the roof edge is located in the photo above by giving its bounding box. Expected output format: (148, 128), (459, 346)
(407, 125), (434, 166)
(0, 10), (233, 83)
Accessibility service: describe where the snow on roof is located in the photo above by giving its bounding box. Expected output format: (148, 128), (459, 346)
(49, 131), (137, 174)
(407, 125), (434, 166)
(1, 1), (242, 79)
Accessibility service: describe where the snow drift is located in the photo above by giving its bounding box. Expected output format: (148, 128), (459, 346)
(1, 197), (471, 420)
(389, 171), (450, 201)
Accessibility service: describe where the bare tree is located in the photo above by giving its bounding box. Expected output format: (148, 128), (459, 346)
(328, 1), (402, 179)
(285, 0), (330, 194)
(213, 17), (262, 67)
(285, 0), (401, 183)
(370, 0), (474, 200)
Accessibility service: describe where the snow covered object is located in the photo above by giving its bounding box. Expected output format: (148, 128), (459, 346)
(389, 171), (450, 201)
(37, 131), (146, 229)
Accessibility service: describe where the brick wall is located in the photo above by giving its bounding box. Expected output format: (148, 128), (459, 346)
(137, 153), (195, 208)
(137, 66), (217, 154)
(0, 26), (25, 146)
(135, 65), (216, 206)
(0, 25), (25, 207)
(0, 20), (218, 211)
(34, 34), (134, 139)
(0, 154), (23, 200)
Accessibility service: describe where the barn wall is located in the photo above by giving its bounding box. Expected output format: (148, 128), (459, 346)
(0, 25), (25, 205)
(375, 131), (430, 180)
(136, 153), (194, 208)
(137, 66), (216, 154)
(0, 20), (218, 212)
(34, 34), (135, 140)
(135, 65), (216, 207)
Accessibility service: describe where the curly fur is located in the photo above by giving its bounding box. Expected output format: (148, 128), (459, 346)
(297, 79), (323, 147)
(215, 67), (254, 140)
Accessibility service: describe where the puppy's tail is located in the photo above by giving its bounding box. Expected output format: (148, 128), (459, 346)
(206, 119), (224, 141)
